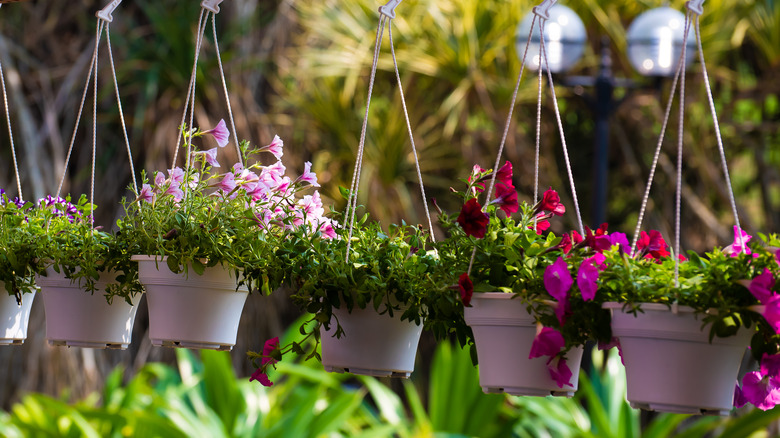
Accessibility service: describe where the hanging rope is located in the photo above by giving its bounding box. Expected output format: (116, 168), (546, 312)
(468, 0), (585, 275)
(172, 3), (243, 170)
(0, 56), (22, 201)
(106, 24), (137, 192)
(345, 1), (436, 261)
(629, 2), (745, 287)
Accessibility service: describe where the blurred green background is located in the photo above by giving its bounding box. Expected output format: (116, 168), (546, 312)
(0, 0), (778, 435)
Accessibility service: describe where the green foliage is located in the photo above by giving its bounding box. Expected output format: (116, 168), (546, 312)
(0, 195), (44, 300)
(269, 210), (443, 365)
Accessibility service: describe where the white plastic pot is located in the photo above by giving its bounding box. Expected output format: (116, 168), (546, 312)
(465, 293), (583, 397)
(320, 304), (423, 378)
(605, 302), (751, 415)
(133, 256), (248, 351)
(37, 269), (141, 349)
(0, 283), (36, 345)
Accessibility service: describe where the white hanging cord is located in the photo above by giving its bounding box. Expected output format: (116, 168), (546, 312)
(344, 15), (387, 262)
(185, 12), (209, 170)
(172, 8), (208, 168)
(533, 26), (543, 207)
(694, 15), (744, 251)
(467, 14), (537, 276)
(0, 58), (21, 201)
(90, 20), (100, 228)
(105, 24), (137, 192)
(628, 53), (685, 258)
(211, 14), (242, 165)
(539, 20), (585, 236)
(387, 24), (435, 242)
(56, 20), (104, 198)
(672, 12), (692, 286)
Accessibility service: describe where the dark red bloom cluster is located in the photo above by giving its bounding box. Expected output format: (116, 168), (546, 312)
(457, 198), (490, 238)
(458, 273), (473, 307)
(636, 230), (670, 260)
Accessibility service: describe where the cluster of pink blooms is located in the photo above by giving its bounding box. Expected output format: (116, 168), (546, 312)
(134, 120), (336, 239)
(736, 260), (780, 410)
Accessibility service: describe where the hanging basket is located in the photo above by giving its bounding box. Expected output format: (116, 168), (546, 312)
(133, 255), (248, 351)
(36, 268), (141, 349)
(465, 293), (583, 397)
(0, 285), (36, 345)
(604, 302), (751, 415)
(320, 304), (423, 378)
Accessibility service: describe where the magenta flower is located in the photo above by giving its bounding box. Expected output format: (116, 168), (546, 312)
(249, 368), (273, 387)
(298, 161), (320, 187)
(218, 172), (237, 193)
(319, 221), (337, 239)
(538, 188), (566, 216)
(458, 273), (473, 307)
(554, 297), (570, 325)
(529, 326), (565, 359)
(137, 184), (155, 203)
(738, 371), (780, 411)
(609, 232), (630, 254)
(577, 257), (600, 301)
(762, 353), (780, 377)
(203, 119), (229, 148)
(724, 225), (753, 257)
(468, 164), (488, 192)
(491, 183), (518, 214)
(457, 198), (489, 238)
(544, 257), (573, 302)
(547, 356), (573, 388)
(495, 161), (513, 188)
(744, 269), (776, 304)
(162, 182), (184, 201)
(260, 135), (284, 160)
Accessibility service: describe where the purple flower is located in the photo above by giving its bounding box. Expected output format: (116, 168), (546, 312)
(738, 371), (780, 410)
(761, 353), (780, 378)
(554, 297), (570, 325)
(203, 119), (230, 148)
(547, 356), (573, 388)
(38, 195), (80, 223)
(137, 184), (155, 203)
(260, 135), (284, 160)
(249, 368), (273, 387)
(529, 327), (565, 359)
(755, 294), (780, 334)
(169, 167), (185, 184)
(162, 183), (184, 201)
(200, 147), (221, 168)
(610, 232), (630, 253)
(250, 337), (280, 387)
(544, 257), (573, 302)
(154, 171), (166, 187)
(746, 269), (775, 304)
(218, 172), (237, 194)
(298, 161), (320, 187)
(577, 258), (600, 301)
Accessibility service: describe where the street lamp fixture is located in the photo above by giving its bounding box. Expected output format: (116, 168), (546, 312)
(516, 4), (586, 74)
(626, 6), (696, 77)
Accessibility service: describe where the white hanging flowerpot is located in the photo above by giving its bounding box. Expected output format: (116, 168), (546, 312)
(37, 268), (141, 349)
(0, 284), (36, 345)
(605, 302), (751, 415)
(465, 293), (583, 397)
(133, 255), (248, 351)
(320, 304), (423, 378)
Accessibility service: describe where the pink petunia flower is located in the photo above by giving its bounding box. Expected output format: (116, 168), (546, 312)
(577, 257), (600, 301)
(547, 355), (573, 388)
(249, 368), (274, 387)
(743, 269), (776, 304)
(544, 257), (573, 302)
(492, 183), (519, 215)
(203, 119), (230, 148)
(298, 161), (320, 187)
(154, 171), (166, 187)
(168, 167), (185, 184)
(738, 371), (780, 411)
(137, 184), (155, 203)
(218, 172), (237, 194)
(260, 135), (284, 160)
(194, 147), (220, 168)
(761, 353), (780, 378)
(494, 161), (513, 188)
(529, 326), (565, 359)
(636, 230), (670, 260)
(724, 226), (753, 257)
(609, 232), (630, 254)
